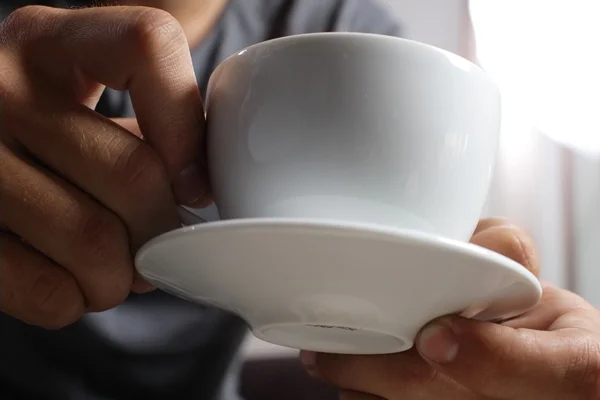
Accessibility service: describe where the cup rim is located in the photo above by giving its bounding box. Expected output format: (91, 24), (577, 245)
(211, 32), (486, 77)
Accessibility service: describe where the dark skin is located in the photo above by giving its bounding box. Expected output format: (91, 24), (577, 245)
(0, 3), (218, 324)
(1, 3), (598, 399)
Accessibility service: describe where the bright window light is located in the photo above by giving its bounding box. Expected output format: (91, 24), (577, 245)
(469, 1), (600, 156)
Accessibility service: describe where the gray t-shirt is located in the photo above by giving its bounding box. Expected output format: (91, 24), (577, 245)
(0, 1), (402, 399)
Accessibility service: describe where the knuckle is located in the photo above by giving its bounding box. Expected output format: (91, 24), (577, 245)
(473, 225), (539, 276)
(130, 8), (187, 59)
(1, 6), (53, 44)
(564, 337), (600, 399)
(505, 226), (538, 275)
(29, 268), (84, 330)
(503, 226), (536, 266)
(73, 208), (132, 311)
(74, 207), (129, 270)
(0, 235), (83, 329)
(117, 141), (169, 197)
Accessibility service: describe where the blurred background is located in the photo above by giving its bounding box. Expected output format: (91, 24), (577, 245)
(240, 0), (600, 397)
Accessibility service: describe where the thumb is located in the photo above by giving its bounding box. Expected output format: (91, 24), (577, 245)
(415, 316), (586, 399)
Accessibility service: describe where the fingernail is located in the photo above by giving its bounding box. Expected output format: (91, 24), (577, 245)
(172, 164), (210, 206)
(300, 351), (317, 374)
(133, 282), (156, 294)
(131, 274), (156, 294)
(417, 319), (459, 364)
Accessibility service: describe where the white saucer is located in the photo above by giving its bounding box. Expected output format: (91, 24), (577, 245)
(135, 219), (542, 355)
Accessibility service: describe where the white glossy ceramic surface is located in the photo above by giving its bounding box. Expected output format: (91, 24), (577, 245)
(136, 219), (542, 355)
(205, 33), (501, 242)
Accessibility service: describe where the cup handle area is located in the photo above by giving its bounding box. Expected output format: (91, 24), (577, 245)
(177, 206), (207, 226)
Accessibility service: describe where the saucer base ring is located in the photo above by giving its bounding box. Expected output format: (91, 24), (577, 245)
(254, 322), (411, 354)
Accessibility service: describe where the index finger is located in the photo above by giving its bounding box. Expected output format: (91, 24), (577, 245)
(469, 218), (540, 277)
(13, 5), (209, 205)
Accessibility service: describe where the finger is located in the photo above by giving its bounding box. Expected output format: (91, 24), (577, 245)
(4, 108), (158, 294)
(0, 142), (134, 310)
(470, 223), (540, 277)
(416, 315), (600, 399)
(0, 233), (85, 329)
(550, 307), (600, 335)
(5, 97), (179, 255)
(9, 5), (209, 206)
(112, 117), (161, 291)
(301, 350), (474, 399)
(339, 390), (384, 400)
(502, 283), (594, 330)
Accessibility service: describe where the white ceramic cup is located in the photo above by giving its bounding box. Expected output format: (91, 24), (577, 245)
(138, 35), (535, 355)
(205, 33), (501, 242)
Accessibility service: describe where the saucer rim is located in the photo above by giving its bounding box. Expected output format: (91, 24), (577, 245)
(135, 217), (542, 297)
